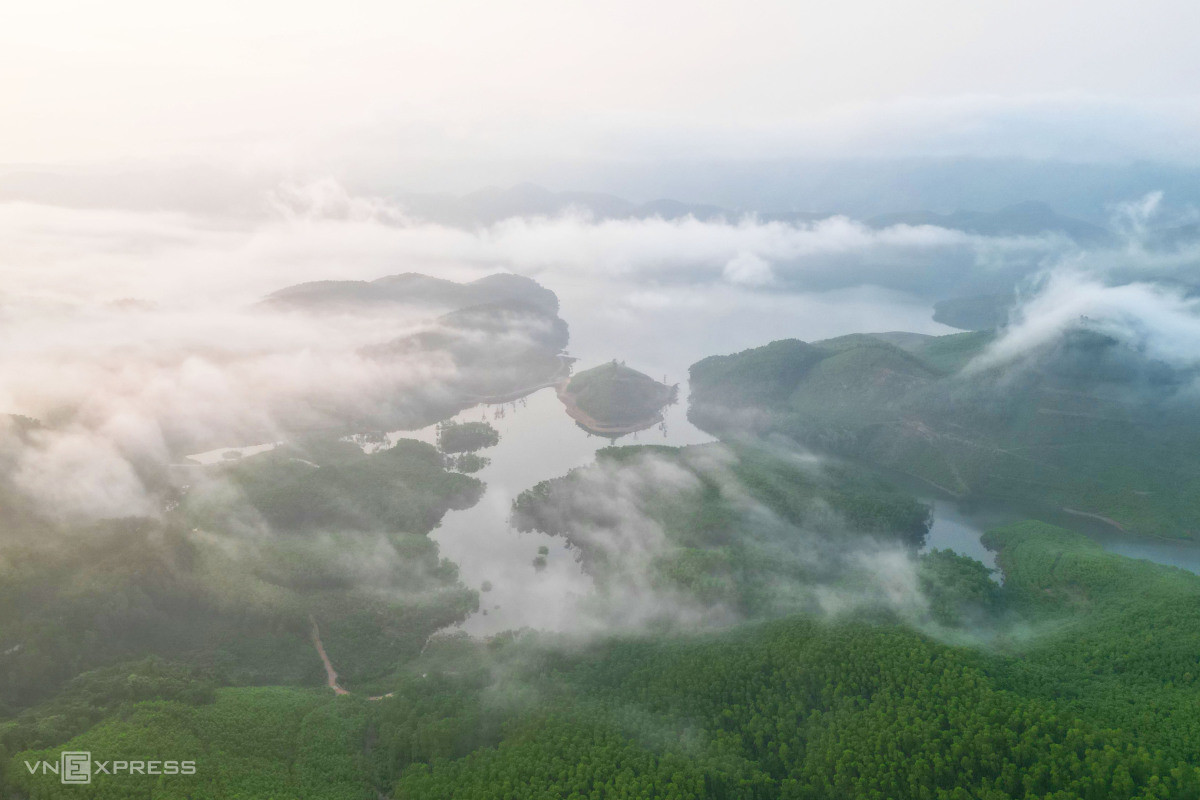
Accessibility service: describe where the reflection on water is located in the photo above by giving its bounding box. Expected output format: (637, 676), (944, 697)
(426, 396), (1200, 633)
(920, 495), (1200, 577)
(339, 284), (1199, 629)
(921, 500), (1001, 572)
(409, 385), (713, 635)
(1093, 534), (1200, 574)
(413, 394), (1200, 635)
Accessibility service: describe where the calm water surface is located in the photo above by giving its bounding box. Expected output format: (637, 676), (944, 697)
(412, 389), (1200, 635)
(409, 386), (712, 634)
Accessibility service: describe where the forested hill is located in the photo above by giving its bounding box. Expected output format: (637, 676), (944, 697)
(560, 362), (677, 428)
(688, 328), (1200, 539)
(261, 272), (560, 316)
(366, 299), (570, 401)
(0, 437), (482, 715)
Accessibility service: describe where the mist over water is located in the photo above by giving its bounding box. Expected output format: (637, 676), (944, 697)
(413, 287), (935, 633)
(382, 282), (1200, 635)
(414, 387), (711, 635)
(4, 182), (1200, 637)
(391, 283), (938, 634)
(553, 279), (952, 379)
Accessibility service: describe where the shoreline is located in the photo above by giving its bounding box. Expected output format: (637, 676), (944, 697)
(461, 356), (575, 405)
(1061, 507), (1127, 533)
(554, 379), (667, 437)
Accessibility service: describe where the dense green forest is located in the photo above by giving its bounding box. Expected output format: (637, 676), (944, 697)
(689, 329), (1200, 539)
(7, 519), (1200, 799)
(4, 414), (1200, 798)
(513, 442), (930, 616)
(0, 436), (480, 715)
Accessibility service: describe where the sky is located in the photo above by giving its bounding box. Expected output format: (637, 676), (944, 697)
(5, 0), (1200, 178)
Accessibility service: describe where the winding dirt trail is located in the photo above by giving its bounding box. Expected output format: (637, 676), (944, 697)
(309, 616), (349, 695)
(308, 615), (395, 700)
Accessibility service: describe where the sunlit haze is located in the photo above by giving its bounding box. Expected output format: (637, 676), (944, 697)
(6, 0), (1200, 175)
(5, 5), (1200, 798)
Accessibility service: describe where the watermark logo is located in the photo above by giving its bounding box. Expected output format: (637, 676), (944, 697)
(61, 752), (91, 785)
(24, 751), (196, 784)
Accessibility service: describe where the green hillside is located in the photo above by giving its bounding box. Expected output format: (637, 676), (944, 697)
(0, 437), (481, 714)
(512, 442), (931, 615)
(689, 329), (1200, 539)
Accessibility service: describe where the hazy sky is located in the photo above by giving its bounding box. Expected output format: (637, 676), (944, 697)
(5, 0), (1200, 171)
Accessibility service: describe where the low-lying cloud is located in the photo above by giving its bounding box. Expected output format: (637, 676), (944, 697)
(2, 179), (1197, 526)
(972, 271), (1200, 377)
(511, 445), (934, 635)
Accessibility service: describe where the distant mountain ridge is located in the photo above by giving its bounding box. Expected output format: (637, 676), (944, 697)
(393, 184), (1116, 246)
(866, 201), (1112, 244)
(394, 182), (731, 226)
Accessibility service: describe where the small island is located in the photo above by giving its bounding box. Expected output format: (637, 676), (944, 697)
(557, 360), (678, 436)
(436, 420), (500, 453)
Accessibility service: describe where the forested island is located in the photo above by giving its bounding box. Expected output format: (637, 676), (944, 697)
(436, 420), (500, 454)
(262, 272), (561, 317)
(245, 273), (573, 439)
(557, 361), (677, 436)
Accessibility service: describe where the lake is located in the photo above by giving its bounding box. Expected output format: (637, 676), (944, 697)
(190, 283), (1200, 633)
(408, 384), (713, 635)
(408, 380), (1200, 636)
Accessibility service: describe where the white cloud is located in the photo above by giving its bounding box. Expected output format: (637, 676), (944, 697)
(971, 271), (1200, 373)
(723, 251), (774, 286)
(0, 180), (1192, 521)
